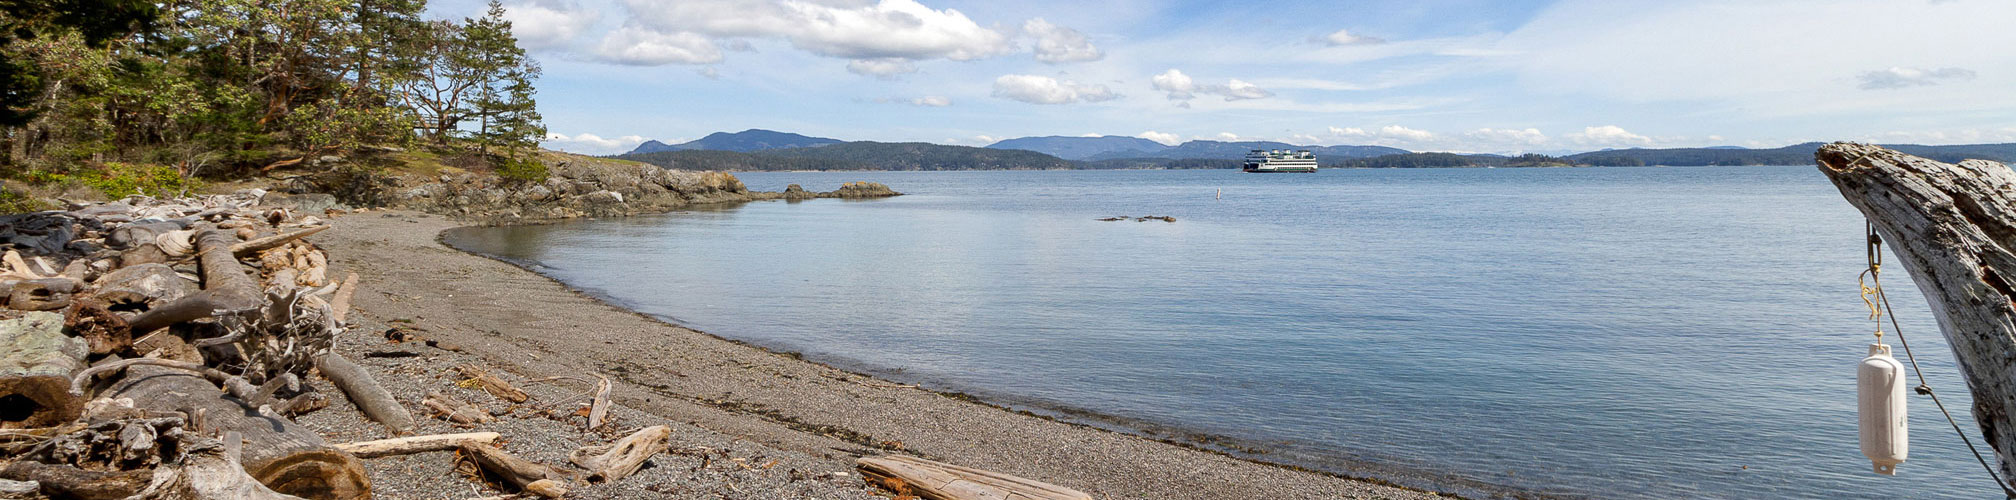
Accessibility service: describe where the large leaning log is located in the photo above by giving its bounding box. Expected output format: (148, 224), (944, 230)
(105, 364), (369, 499)
(126, 227), (263, 335)
(314, 352), (414, 434)
(0, 311), (87, 428)
(1817, 142), (2016, 489)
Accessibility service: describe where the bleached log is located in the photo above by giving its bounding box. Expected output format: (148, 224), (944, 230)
(568, 425), (668, 483)
(328, 272), (358, 324)
(332, 432), (500, 458)
(1817, 142), (2016, 489)
(0, 311), (87, 428)
(125, 438), (309, 500)
(856, 455), (1092, 500)
(315, 352), (414, 434)
(0, 461), (152, 499)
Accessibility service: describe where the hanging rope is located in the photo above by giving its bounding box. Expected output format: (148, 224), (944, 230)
(1864, 221), (2016, 498)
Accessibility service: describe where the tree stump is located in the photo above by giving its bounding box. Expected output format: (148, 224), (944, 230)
(0, 311), (86, 428)
(1817, 142), (2016, 488)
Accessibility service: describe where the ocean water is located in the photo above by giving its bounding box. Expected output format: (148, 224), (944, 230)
(446, 166), (1995, 499)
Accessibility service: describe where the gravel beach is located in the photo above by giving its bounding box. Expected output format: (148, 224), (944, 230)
(306, 208), (1449, 499)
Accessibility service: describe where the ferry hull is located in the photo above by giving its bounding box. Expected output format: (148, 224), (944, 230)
(1243, 167), (1318, 173)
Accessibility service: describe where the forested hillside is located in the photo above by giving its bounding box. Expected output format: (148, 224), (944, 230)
(0, 0), (546, 206)
(617, 142), (1075, 171)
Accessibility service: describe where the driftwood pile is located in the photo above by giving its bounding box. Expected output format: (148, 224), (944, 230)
(0, 193), (660, 499)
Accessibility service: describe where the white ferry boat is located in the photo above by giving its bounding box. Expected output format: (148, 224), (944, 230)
(1242, 149), (1318, 173)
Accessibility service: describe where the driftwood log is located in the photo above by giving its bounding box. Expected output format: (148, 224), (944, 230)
(105, 364), (369, 499)
(1817, 142), (2016, 488)
(0, 311), (87, 428)
(314, 352), (414, 434)
(332, 432), (500, 459)
(856, 455), (1092, 500)
(126, 228), (263, 335)
(0, 461), (153, 499)
(458, 443), (570, 498)
(569, 425), (668, 483)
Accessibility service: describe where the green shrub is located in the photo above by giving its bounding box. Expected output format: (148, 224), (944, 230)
(41, 162), (199, 199)
(496, 155), (548, 183)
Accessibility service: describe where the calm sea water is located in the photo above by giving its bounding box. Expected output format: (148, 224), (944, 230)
(447, 166), (1994, 499)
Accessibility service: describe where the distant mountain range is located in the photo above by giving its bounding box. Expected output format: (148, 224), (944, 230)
(609, 129), (2016, 171)
(626, 129), (843, 154)
(982, 135), (1408, 161)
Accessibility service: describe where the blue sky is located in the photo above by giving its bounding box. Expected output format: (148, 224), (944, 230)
(427, 0), (2016, 155)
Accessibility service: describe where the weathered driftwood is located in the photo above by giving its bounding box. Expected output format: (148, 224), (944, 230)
(0, 461), (153, 499)
(9, 278), (78, 311)
(422, 391), (492, 425)
(0, 311), (87, 428)
(332, 432), (500, 459)
(458, 443), (570, 498)
(126, 228), (263, 335)
(314, 352), (414, 434)
(454, 364), (528, 403)
(231, 226), (328, 259)
(568, 425), (668, 483)
(856, 455), (1092, 500)
(104, 364), (370, 499)
(1817, 142), (2016, 488)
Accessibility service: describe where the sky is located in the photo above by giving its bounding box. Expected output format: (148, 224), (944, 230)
(424, 0), (2016, 156)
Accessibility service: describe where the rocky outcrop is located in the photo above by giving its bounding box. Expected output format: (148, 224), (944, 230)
(383, 155), (752, 221)
(824, 182), (900, 199)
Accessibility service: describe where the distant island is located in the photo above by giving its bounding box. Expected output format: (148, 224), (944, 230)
(608, 129), (2016, 172)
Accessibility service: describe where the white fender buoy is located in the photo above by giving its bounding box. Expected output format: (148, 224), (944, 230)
(1860, 343), (1908, 475)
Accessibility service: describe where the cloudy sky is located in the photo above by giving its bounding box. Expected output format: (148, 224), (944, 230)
(425, 0), (2016, 155)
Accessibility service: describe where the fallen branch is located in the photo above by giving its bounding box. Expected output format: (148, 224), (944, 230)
(569, 425), (669, 483)
(333, 432), (500, 458)
(328, 272), (358, 324)
(230, 226), (329, 258)
(857, 455), (1092, 500)
(69, 357), (233, 396)
(458, 443), (571, 498)
(455, 364), (528, 403)
(422, 391), (493, 425)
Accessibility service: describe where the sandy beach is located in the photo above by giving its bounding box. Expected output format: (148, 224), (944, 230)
(308, 208), (1449, 499)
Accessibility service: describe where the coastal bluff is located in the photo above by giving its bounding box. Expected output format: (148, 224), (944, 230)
(361, 151), (898, 221)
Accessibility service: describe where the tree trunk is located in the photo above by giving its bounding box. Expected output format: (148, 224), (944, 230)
(105, 364), (370, 499)
(1816, 142), (2016, 489)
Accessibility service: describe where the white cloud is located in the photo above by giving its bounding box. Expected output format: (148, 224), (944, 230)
(1465, 128), (1549, 145)
(1857, 67), (1977, 90)
(1024, 18), (1102, 63)
(910, 95), (952, 107)
(848, 58), (919, 77)
(1565, 125), (1653, 147)
(543, 132), (648, 155)
(1138, 131), (1180, 146)
(991, 74), (1118, 104)
(974, 135), (1001, 144)
(1317, 28), (1383, 46)
(616, 0), (1012, 67)
(1151, 69), (1274, 103)
(503, 0), (601, 51)
(595, 27), (722, 65)
(1326, 125), (1439, 148)
(1151, 69), (1196, 100)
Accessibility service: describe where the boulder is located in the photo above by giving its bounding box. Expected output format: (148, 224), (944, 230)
(260, 192), (342, 213)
